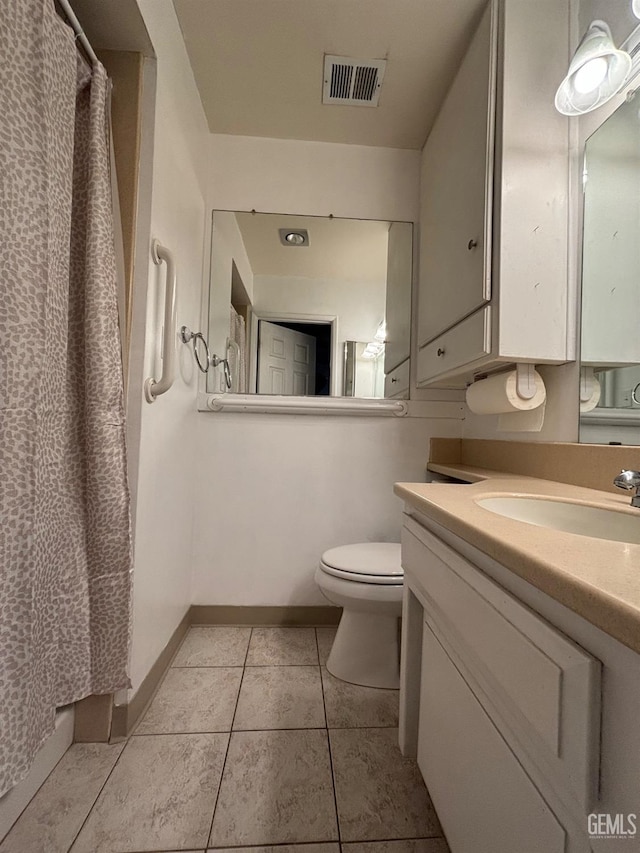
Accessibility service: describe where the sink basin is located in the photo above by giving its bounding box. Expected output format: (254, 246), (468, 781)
(477, 496), (640, 545)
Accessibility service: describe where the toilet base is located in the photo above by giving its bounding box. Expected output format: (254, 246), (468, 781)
(327, 610), (400, 689)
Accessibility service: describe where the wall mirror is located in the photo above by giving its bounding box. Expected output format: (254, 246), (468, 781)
(580, 90), (640, 446)
(206, 211), (412, 402)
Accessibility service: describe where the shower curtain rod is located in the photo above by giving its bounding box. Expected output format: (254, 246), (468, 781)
(56, 0), (99, 66)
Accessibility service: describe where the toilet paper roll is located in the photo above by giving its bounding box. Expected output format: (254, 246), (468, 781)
(466, 370), (546, 415)
(498, 403), (546, 432)
(579, 373), (601, 413)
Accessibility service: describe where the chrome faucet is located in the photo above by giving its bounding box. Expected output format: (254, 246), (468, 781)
(613, 470), (640, 507)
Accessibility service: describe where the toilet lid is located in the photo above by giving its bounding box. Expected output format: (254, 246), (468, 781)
(320, 543), (403, 585)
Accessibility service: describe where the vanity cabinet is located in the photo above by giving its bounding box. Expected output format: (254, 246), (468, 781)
(419, 622), (566, 853)
(400, 515), (603, 853)
(416, 0), (571, 387)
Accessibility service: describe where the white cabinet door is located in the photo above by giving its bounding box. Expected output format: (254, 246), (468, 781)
(418, 621), (566, 853)
(384, 357), (410, 399)
(417, 2), (496, 347)
(384, 222), (413, 374)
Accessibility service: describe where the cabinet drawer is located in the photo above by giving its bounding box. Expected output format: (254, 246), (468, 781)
(416, 306), (491, 385)
(384, 358), (410, 399)
(403, 517), (601, 808)
(418, 621), (566, 853)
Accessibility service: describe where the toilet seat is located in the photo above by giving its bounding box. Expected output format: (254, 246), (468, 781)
(320, 542), (403, 586)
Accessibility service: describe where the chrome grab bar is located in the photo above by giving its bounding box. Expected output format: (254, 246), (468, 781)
(144, 240), (177, 403)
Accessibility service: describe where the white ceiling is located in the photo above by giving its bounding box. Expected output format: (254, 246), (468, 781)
(234, 213), (392, 280)
(173, 0), (488, 150)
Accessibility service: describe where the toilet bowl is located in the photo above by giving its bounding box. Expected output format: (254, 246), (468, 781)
(315, 542), (403, 689)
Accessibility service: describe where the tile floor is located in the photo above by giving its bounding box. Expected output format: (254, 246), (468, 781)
(0, 626), (451, 853)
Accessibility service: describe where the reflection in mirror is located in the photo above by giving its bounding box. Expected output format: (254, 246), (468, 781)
(343, 341), (385, 399)
(580, 91), (640, 445)
(207, 211), (412, 399)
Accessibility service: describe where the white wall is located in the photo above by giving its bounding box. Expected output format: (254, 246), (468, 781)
(194, 133), (462, 605)
(209, 134), (421, 222)
(125, 0), (209, 694)
(191, 414), (462, 605)
(253, 274), (386, 344)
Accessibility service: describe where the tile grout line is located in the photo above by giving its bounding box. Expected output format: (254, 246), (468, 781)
(172, 663), (325, 668)
(122, 723), (399, 737)
(63, 624), (201, 853)
(317, 628), (342, 847)
(0, 735), (76, 848)
(205, 627), (254, 848)
(64, 741), (130, 853)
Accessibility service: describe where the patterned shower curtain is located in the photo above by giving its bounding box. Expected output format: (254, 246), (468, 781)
(229, 306), (247, 393)
(0, 1), (132, 796)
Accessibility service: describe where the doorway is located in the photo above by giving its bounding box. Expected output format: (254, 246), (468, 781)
(256, 319), (333, 395)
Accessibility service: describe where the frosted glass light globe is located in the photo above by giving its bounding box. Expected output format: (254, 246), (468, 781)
(573, 56), (608, 93)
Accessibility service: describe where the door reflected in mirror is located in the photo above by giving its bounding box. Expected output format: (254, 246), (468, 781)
(580, 91), (640, 445)
(207, 211), (412, 399)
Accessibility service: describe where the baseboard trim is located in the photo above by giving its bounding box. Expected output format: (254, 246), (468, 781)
(110, 608), (191, 741)
(190, 605), (341, 626)
(110, 604), (340, 740)
(74, 694), (113, 743)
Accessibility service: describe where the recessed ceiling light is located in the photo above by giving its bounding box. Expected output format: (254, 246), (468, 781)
(279, 228), (309, 247)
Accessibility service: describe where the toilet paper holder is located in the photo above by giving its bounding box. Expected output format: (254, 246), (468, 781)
(516, 363), (537, 400)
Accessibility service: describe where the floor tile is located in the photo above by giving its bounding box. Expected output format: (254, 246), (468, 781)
(329, 728), (442, 842)
(321, 667), (399, 728)
(136, 667), (243, 734)
(246, 627), (318, 666)
(316, 627), (337, 666)
(209, 729), (338, 846)
(233, 666), (325, 730)
(172, 627), (251, 667)
(342, 841), (450, 853)
(0, 743), (123, 853)
(71, 733), (228, 852)
(210, 846), (339, 853)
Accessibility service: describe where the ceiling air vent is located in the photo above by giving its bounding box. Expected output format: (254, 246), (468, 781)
(323, 55), (386, 107)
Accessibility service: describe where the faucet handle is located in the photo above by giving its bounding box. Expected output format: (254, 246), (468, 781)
(613, 469), (640, 491)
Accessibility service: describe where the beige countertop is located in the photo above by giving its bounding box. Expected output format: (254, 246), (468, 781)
(395, 467), (640, 656)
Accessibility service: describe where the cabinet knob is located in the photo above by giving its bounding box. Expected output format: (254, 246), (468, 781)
(467, 239), (478, 251)
(391, 377), (398, 383)
(437, 347), (446, 357)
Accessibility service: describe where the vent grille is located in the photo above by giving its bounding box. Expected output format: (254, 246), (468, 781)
(323, 56), (386, 107)
(330, 63), (354, 99)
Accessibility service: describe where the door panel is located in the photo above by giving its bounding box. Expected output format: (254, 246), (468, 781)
(257, 320), (317, 395)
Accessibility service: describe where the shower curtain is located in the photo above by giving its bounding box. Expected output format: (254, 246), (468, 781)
(0, 0), (132, 796)
(229, 306), (247, 393)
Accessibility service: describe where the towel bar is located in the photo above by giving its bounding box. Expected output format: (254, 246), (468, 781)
(144, 240), (177, 403)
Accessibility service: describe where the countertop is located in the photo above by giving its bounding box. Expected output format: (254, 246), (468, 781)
(394, 466), (640, 655)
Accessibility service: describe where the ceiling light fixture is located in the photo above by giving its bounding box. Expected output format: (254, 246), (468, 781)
(362, 341), (384, 360)
(634, 0), (640, 20)
(555, 20), (632, 115)
(278, 228), (309, 247)
(374, 320), (387, 343)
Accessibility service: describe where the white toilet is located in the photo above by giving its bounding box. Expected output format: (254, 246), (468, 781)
(315, 542), (403, 689)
